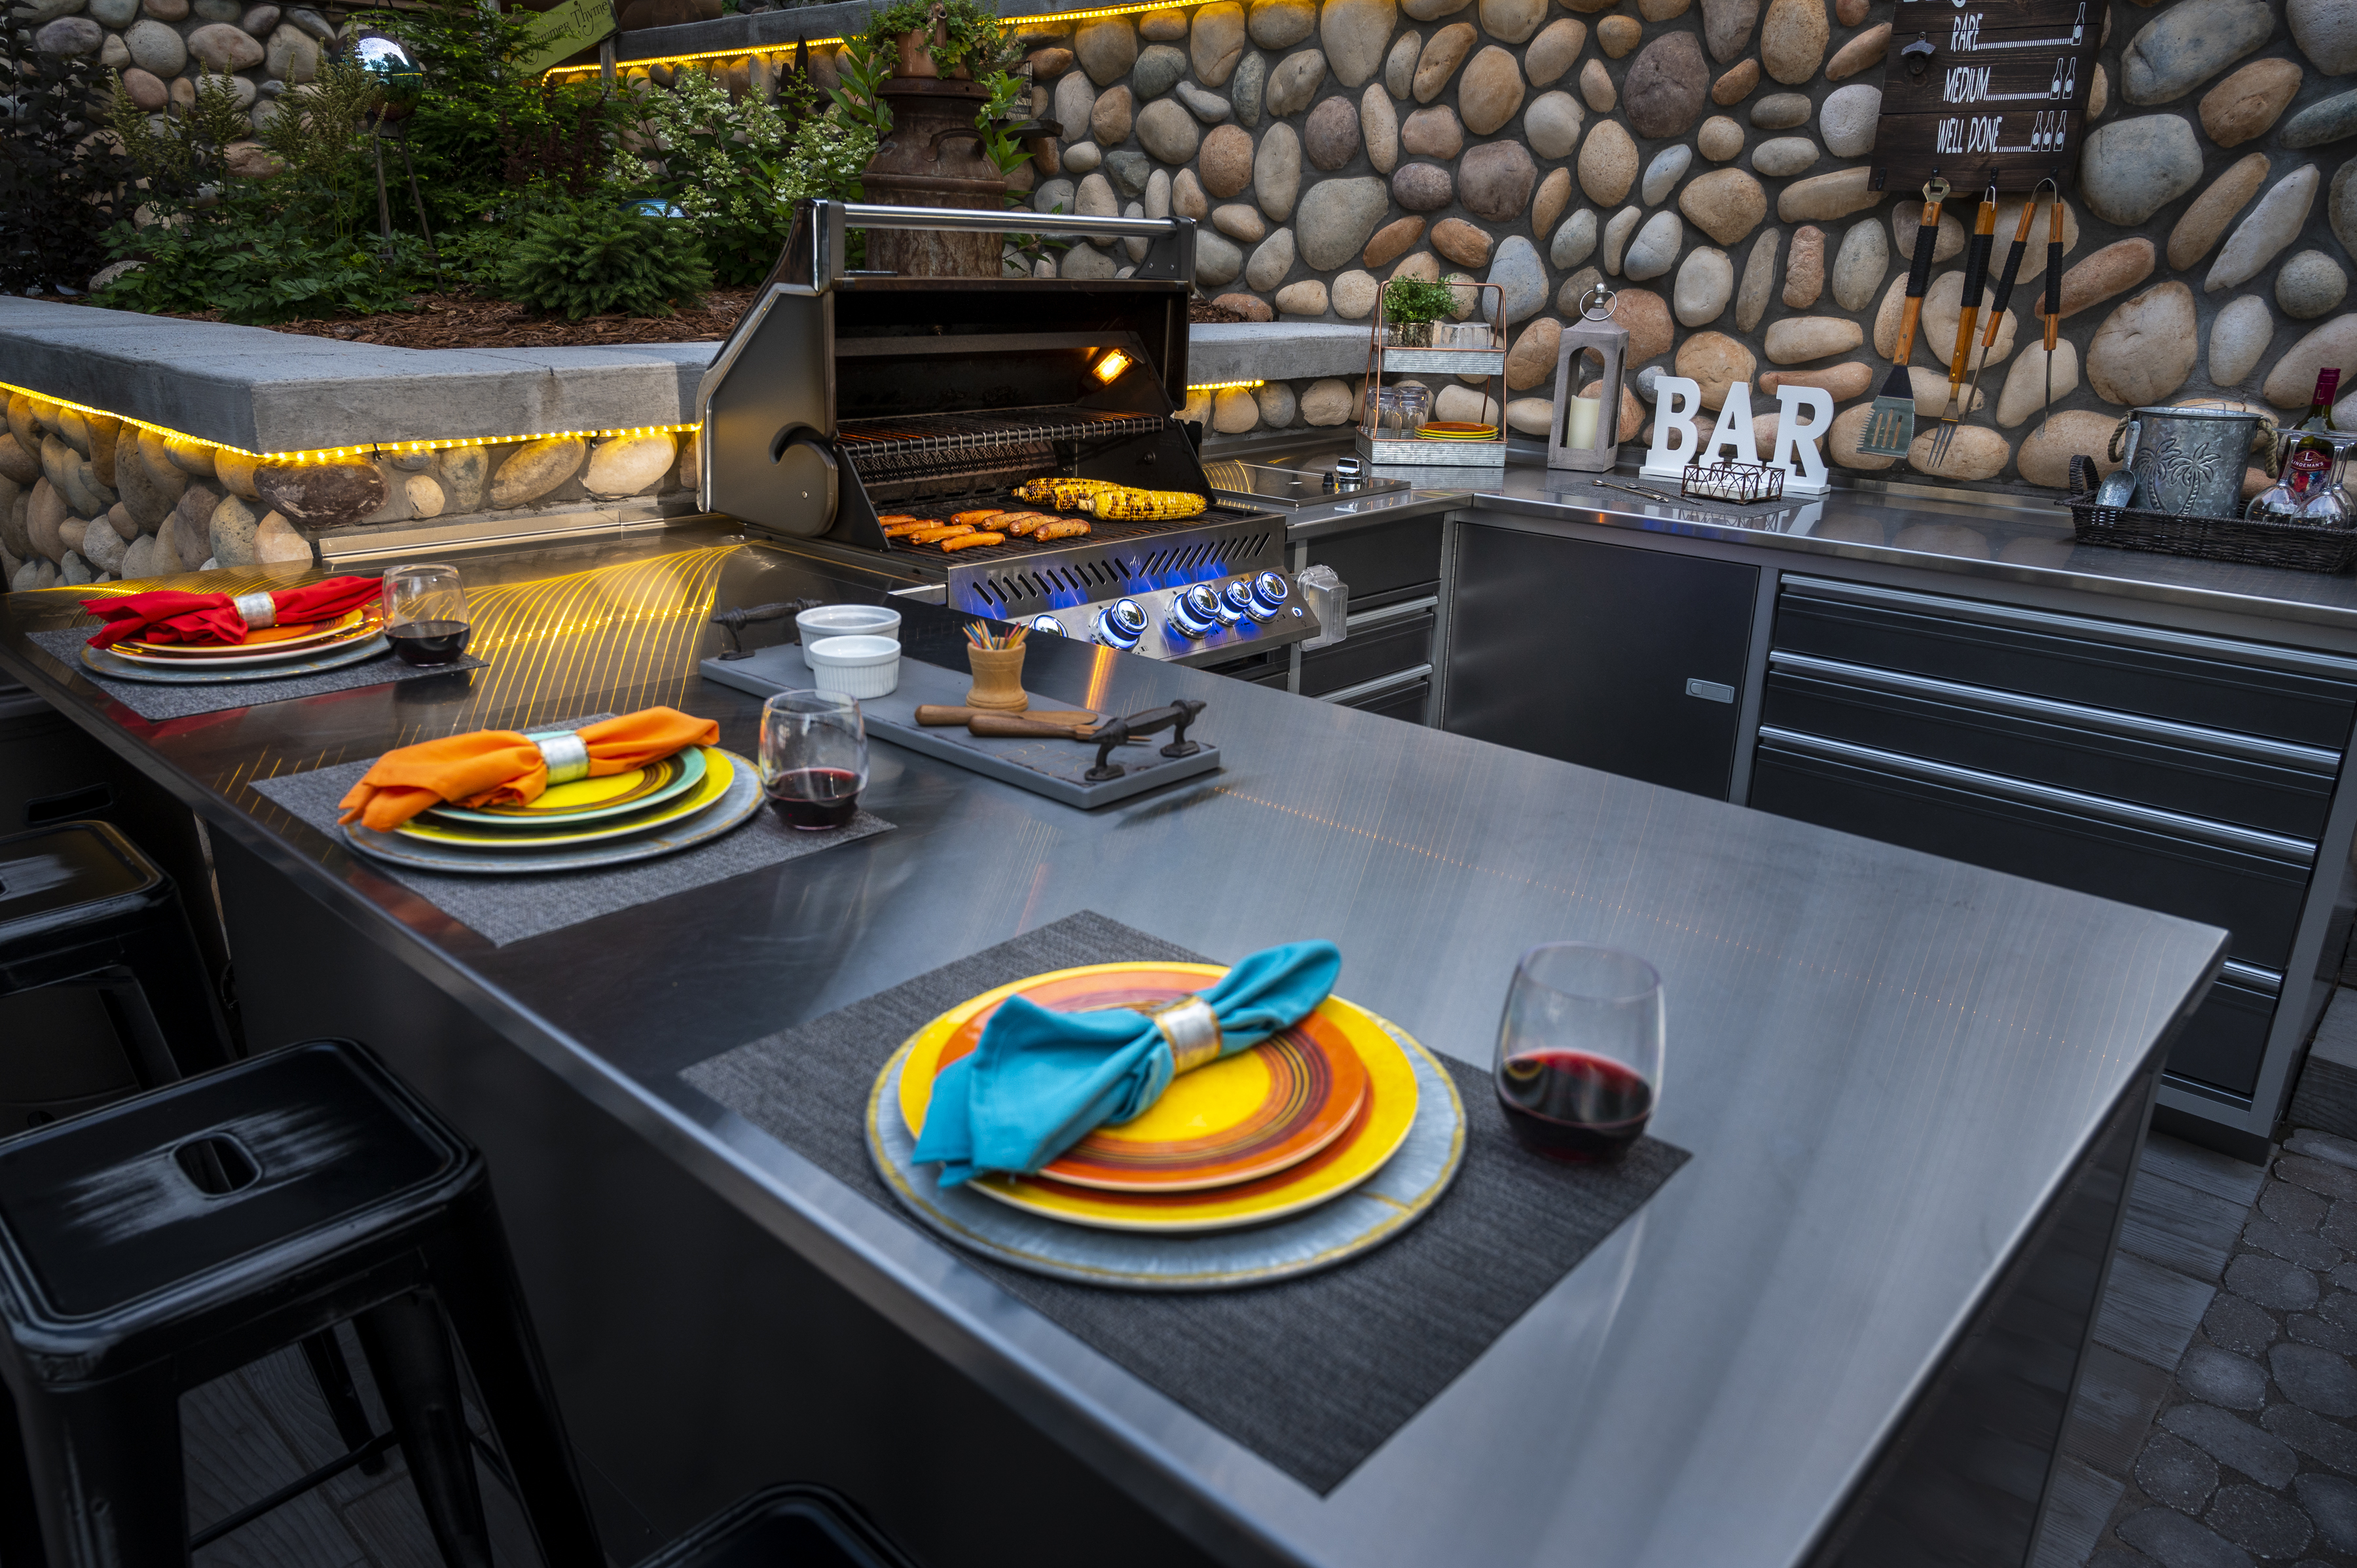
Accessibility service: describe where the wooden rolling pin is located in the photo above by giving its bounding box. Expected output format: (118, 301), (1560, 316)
(915, 705), (1097, 729)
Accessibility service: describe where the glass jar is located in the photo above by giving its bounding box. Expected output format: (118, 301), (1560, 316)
(1374, 384), (1431, 435)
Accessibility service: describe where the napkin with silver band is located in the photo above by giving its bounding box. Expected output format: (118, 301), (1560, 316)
(911, 940), (1343, 1186)
(79, 577), (386, 649)
(335, 706), (718, 831)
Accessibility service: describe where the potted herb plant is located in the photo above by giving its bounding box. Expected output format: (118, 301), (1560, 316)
(865, 0), (1006, 81)
(1382, 276), (1457, 348)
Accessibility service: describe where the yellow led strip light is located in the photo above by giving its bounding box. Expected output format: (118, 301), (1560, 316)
(1185, 380), (1267, 392)
(1, 380), (696, 466)
(544, 0), (1186, 79)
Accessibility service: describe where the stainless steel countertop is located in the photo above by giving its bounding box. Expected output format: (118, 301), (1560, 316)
(0, 526), (2225, 1568)
(1261, 443), (2357, 638)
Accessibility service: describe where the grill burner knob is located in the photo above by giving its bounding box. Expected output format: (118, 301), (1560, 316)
(1246, 571), (1289, 621)
(1030, 615), (1067, 637)
(1168, 584), (1222, 638)
(1222, 581), (1255, 619)
(1094, 598), (1146, 649)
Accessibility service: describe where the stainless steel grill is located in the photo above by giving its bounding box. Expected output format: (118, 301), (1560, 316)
(696, 200), (1319, 665)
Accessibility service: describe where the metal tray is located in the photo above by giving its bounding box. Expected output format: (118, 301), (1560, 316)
(700, 645), (1221, 809)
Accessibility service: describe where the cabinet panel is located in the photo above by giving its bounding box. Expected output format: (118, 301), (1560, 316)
(1761, 663), (2338, 839)
(1749, 741), (2312, 972)
(1302, 611), (1433, 697)
(2168, 975), (2277, 1103)
(1775, 587), (2357, 749)
(1444, 529), (1757, 798)
(1307, 516), (1444, 609)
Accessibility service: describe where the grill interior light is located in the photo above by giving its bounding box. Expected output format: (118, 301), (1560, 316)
(1091, 349), (1134, 384)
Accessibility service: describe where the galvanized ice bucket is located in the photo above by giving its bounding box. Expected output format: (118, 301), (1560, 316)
(2109, 405), (2275, 518)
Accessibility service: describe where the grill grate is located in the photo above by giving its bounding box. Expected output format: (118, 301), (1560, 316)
(835, 405), (1167, 478)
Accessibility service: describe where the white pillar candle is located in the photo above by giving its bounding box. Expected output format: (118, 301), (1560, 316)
(1565, 392), (1602, 450)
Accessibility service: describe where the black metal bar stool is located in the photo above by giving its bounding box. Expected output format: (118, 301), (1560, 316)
(641, 1485), (921, 1568)
(0, 1038), (603, 1567)
(0, 819), (236, 1108)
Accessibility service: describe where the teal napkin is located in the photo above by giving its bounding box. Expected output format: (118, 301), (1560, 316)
(911, 941), (1343, 1186)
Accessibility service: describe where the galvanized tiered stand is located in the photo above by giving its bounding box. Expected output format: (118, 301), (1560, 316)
(1357, 282), (1511, 468)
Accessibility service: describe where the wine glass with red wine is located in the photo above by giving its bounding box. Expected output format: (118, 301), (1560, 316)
(384, 562), (471, 666)
(1494, 944), (1663, 1162)
(759, 690), (868, 831)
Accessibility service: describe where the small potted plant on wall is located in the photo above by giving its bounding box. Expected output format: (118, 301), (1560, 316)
(866, 0), (1004, 81)
(1381, 276), (1459, 347)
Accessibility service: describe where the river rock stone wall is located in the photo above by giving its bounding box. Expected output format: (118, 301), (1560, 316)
(0, 388), (695, 589)
(775, 0), (2357, 486)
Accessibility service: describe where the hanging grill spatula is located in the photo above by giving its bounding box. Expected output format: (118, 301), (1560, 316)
(1861, 177), (1951, 458)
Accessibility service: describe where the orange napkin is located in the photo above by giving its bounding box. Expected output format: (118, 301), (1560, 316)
(337, 708), (720, 833)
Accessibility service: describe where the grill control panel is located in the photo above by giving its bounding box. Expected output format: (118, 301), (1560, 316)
(1017, 570), (1322, 666)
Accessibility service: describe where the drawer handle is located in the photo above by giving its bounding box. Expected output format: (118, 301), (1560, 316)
(1685, 678), (1736, 704)
(1759, 727), (2319, 863)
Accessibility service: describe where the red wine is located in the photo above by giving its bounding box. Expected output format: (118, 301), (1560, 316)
(388, 619), (472, 666)
(1496, 1049), (1653, 1161)
(767, 766), (862, 830)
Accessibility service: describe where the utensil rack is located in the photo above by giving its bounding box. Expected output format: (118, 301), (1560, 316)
(1357, 282), (1512, 467)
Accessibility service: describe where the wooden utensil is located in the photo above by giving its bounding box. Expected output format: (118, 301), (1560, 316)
(968, 713), (1120, 740)
(915, 705), (1098, 727)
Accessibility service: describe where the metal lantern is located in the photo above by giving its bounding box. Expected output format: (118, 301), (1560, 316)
(1546, 284), (1628, 473)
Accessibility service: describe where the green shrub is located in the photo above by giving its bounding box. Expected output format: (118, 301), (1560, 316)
(92, 213), (426, 323)
(496, 200), (710, 319)
(1, 45), (137, 293)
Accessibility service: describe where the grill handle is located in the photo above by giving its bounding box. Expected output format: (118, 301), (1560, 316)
(805, 198), (1197, 284)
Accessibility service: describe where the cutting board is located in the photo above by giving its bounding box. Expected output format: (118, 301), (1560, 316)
(701, 645), (1222, 809)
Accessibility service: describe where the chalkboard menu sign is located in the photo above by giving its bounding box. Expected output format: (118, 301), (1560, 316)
(1871, 0), (2102, 194)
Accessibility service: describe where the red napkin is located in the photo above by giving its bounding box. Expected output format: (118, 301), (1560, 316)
(81, 577), (386, 649)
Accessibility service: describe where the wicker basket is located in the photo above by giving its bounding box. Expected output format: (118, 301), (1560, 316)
(2063, 473), (2357, 575)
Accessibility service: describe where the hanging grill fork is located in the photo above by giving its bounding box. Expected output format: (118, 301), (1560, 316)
(1933, 190), (2035, 471)
(1926, 191), (1998, 471)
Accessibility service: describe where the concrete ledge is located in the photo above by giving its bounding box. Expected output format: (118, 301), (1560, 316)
(0, 299), (715, 454)
(1188, 323), (1370, 386)
(607, 0), (1078, 62)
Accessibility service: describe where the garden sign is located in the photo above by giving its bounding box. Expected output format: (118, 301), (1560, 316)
(517, 0), (619, 78)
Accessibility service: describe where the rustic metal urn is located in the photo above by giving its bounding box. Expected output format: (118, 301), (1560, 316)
(862, 78), (1007, 278)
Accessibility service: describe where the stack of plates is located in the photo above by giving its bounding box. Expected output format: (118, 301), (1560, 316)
(340, 744), (765, 875)
(877, 962), (1465, 1283)
(82, 609), (390, 684)
(1416, 421), (1500, 442)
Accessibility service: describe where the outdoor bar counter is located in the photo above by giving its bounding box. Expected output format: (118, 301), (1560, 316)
(0, 517), (2226, 1568)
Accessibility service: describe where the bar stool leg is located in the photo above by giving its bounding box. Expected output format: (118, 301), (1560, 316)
(425, 1202), (605, 1567)
(13, 1369), (188, 1567)
(111, 917), (234, 1076)
(353, 1290), (496, 1568)
(299, 1329), (388, 1477)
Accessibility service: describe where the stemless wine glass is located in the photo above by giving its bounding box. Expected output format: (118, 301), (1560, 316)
(1494, 943), (1664, 1162)
(383, 562), (471, 666)
(759, 690), (868, 831)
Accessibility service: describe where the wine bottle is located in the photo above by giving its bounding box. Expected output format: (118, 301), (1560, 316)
(2252, 369), (2344, 521)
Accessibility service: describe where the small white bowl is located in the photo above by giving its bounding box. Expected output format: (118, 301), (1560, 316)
(797, 603), (902, 645)
(804, 634), (900, 699)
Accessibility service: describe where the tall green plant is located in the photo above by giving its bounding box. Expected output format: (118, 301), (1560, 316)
(496, 198), (710, 319)
(1, 45), (136, 293)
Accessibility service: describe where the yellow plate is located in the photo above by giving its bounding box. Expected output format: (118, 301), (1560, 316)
(392, 748), (735, 847)
(899, 962), (1420, 1232)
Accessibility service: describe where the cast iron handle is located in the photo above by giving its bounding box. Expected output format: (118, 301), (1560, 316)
(710, 599), (823, 660)
(1084, 699), (1208, 782)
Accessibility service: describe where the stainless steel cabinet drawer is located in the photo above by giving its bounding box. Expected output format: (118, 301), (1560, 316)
(1302, 610), (1433, 697)
(1775, 578), (2357, 748)
(1749, 735), (2316, 972)
(1763, 655), (2340, 839)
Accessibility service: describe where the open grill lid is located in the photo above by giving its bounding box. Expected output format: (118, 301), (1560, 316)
(695, 200), (1210, 547)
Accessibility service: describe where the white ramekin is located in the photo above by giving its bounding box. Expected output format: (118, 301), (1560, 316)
(796, 603), (903, 645)
(803, 634), (901, 699)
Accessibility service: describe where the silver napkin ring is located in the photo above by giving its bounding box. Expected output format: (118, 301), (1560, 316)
(525, 729), (591, 785)
(1151, 996), (1223, 1074)
(231, 591), (277, 629)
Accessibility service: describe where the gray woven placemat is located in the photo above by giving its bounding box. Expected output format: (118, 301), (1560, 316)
(250, 746), (890, 947)
(681, 911), (1689, 1493)
(29, 627), (484, 721)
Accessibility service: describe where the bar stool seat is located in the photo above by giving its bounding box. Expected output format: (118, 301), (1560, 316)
(642, 1485), (920, 1568)
(0, 818), (234, 1115)
(0, 1038), (602, 1567)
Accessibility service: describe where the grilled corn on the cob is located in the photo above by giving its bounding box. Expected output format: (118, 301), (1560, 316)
(1013, 477), (1124, 508)
(1078, 486), (1208, 520)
